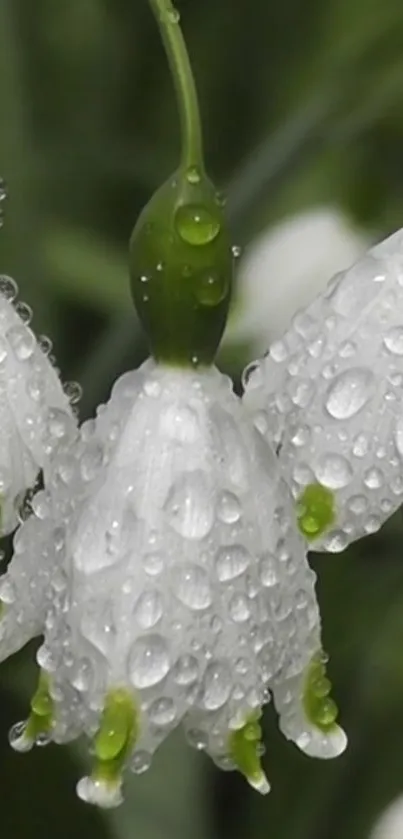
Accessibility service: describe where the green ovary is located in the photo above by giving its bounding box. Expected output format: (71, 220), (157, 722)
(303, 652), (339, 733)
(229, 711), (269, 792)
(297, 483), (335, 541)
(92, 689), (139, 786)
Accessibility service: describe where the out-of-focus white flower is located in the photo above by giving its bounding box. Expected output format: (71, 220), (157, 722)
(0, 360), (346, 807)
(243, 227), (403, 551)
(226, 208), (368, 354)
(370, 796), (403, 839)
(0, 275), (75, 534)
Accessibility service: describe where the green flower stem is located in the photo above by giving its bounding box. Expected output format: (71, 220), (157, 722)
(147, 0), (204, 171)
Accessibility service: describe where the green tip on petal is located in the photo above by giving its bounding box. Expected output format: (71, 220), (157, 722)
(303, 652), (340, 733)
(229, 712), (270, 795)
(25, 671), (54, 744)
(91, 689), (139, 788)
(297, 483), (335, 541)
(130, 166), (233, 367)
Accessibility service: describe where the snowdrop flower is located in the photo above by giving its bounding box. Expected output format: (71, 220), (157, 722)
(243, 228), (403, 551)
(227, 208), (368, 354)
(0, 0), (346, 809)
(2, 359), (345, 807)
(0, 272), (75, 535)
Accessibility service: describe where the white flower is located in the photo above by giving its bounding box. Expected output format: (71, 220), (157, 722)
(226, 208), (368, 354)
(0, 275), (75, 534)
(370, 796), (403, 839)
(0, 360), (346, 806)
(243, 227), (403, 550)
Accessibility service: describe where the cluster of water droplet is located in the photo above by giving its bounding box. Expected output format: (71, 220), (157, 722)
(0, 275), (78, 535)
(243, 228), (403, 550)
(2, 358), (344, 802)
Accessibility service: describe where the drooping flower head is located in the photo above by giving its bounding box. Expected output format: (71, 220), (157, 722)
(0, 0), (345, 809)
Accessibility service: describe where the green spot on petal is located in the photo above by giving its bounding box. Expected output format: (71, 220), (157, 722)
(297, 484), (335, 541)
(92, 689), (139, 787)
(25, 671), (54, 742)
(229, 712), (270, 794)
(303, 652), (339, 733)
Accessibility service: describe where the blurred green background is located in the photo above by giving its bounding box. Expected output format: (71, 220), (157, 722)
(2, 0), (403, 837)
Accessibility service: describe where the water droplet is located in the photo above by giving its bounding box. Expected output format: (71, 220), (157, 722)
(175, 204), (220, 246)
(131, 750), (152, 774)
(202, 661), (231, 710)
(38, 334), (53, 355)
(215, 544), (250, 581)
(166, 6), (180, 23)
(0, 275), (17, 301)
(63, 380), (83, 405)
(129, 634), (170, 689)
(9, 721), (31, 753)
(195, 270), (227, 306)
(164, 471), (214, 539)
(186, 728), (208, 750)
(217, 491), (241, 524)
(383, 326), (403, 355)
(186, 166), (201, 184)
(325, 368), (374, 419)
(160, 404), (200, 443)
(314, 454), (353, 489)
(229, 594), (250, 622)
(173, 654), (199, 685)
(48, 408), (72, 439)
(259, 554), (277, 587)
(149, 697), (176, 727)
(15, 301), (32, 325)
(323, 530), (348, 552)
(363, 467), (383, 489)
(173, 563), (212, 610)
(80, 443), (104, 481)
(143, 551), (164, 576)
(71, 658), (93, 692)
(134, 590), (163, 628)
(7, 325), (35, 360)
(232, 245), (242, 259)
(270, 340), (288, 362)
(348, 495), (367, 514)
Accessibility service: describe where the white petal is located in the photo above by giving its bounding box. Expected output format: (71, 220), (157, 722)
(37, 361), (323, 764)
(243, 228), (403, 549)
(0, 290), (75, 533)
(225, 208), (367, 354)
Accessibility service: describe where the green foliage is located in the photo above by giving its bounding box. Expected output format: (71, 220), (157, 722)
(2, 0), (403, 837)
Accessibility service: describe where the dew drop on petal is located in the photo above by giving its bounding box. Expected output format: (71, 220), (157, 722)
(325, 368), (375, 419)
(134, 590), (163, 628)
(173, 654), (199, 685)
(7, 325), (35, 360)
(173, 563), (212, 610)
(164, 471), (214, 539)
(314, 454), (353, 489)
(160, 404), (200, 443)
(63, 381), (83, 405)
(15, 301), (32, 325)
(143, 551), (164, 576)
(215, 544), (250, 581)
(229, 594), (250, 623)
(202, 661), (231, 710)
(129, 634), (170, 689)
(217, 491), (241, 524)
(0, 275), (18, 301)
(383, 326), (403, 355)
(149, 697), (176, 727)
(131, 750), (152, 774)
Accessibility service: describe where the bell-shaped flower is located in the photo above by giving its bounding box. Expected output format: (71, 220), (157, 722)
(226, 208), (367, 354)
(1, 360), (346, 807)
(0, 274), (75, 534)
(243, 228), (403, 551)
